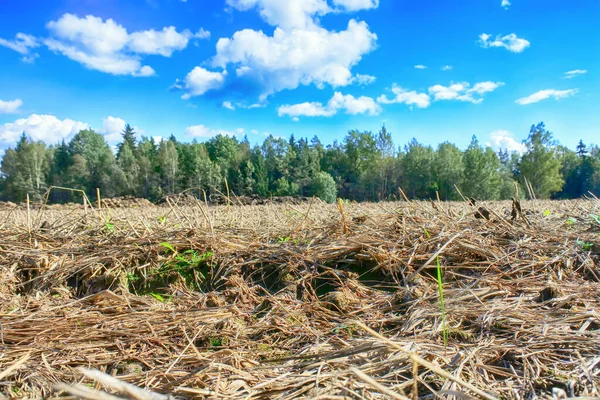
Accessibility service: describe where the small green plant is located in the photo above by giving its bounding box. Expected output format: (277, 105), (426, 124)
(150, 292), (165, 302)
(543, 209), (551, 217)
(331, 323), (359, 337)
(566, 217), (577, 228)
(436, 256), (448, 348)
(277, 236), (291, 244)
(576, 239), (593, 251)
(158, 215), (167, 225)
(590, 214), (600, 226)
(159, 242), (176, 253)
(208, 336), (226, 347)
(103, 216), (115, 233)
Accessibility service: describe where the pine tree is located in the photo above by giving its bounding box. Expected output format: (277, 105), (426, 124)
(117, 124), (137, 159)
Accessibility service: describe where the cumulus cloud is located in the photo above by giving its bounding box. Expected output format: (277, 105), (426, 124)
(100, 116), (127, 144)
(515, 89), (578, 105)
(501, 0), (511, 9)
(42, 13), (209, 76)
(414, 65), (427, 69)
(278, 91), (380, 119)
(428, 81), (504, 104)
(184, 124), (236, 138)
(222, 101), (235, 110)
(210, 20), (376, 99)
(174, 67), (227, 99)
(0, 114), (88, 146)
(353, 73), (376, 85)
(177, 0), (377, 100)
(0, 33), (40, 62)
(486, 130), (526, 153)
(331, 0), (379, 12)
(479, 33), (530, 53)
(0, 99), (23, 114)
(377, 84), (430, 108)
(564, 69), (587, 79)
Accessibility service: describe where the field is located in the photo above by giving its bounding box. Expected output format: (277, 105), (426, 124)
(1, 197), (599, 399)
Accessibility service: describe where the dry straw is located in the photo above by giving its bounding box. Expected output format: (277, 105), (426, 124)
(0, 196), (599, 399)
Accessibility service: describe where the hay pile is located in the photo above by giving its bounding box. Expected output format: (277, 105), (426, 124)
(0, 198), (599, 399)
(102, 196), (154, 208)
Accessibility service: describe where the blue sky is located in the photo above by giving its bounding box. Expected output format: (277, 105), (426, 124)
(1, 0), (599, 158)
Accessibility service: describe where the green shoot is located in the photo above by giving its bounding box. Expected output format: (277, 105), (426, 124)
(159, 242), (176, 253)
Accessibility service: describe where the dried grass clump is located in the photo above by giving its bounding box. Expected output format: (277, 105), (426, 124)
(0, 197), (599, 399)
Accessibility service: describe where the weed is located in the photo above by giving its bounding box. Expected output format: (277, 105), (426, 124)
(277, 236), (291, 244)
(576, 239), (593, 251)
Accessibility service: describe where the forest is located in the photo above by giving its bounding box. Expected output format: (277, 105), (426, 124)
(0, 122), (598, 203)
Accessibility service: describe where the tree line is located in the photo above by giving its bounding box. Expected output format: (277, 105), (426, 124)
(0, 122), (599, 204)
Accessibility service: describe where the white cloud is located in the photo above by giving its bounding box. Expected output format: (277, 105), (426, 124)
(0, 33), (40, 62)
(377, 84), (430, 108)
(222, 101), (235, 110)
(479, 33), (530, 53)
(564, 69), (587, 79)
(0, 114), (88, 146)
(128, 26), (208, 56)
(226, 0), (331, 30)
(486, 130), (526, 153)
(100, 116), (126, 144)
(236, 128), (245, 134)
(0, 99), (23, 114)
(329, 92), (381, 115)
(278, 91), (380, 119)
(515, 89), (578, 105)
(43, 13), (208, 76)
(193, 28), (211, 40)
(428, 81), (504, 103)
(184, 124), (235, 138)
(414, 64), (427, 69)
(278, 101), (336, 118)
(331, 0), (379, 12)
(501, 0), (511, 9)
(192, 0), (377, 100)
(353, 73), (376, 85)
(175, 67), (227, 99)
(441, 65), (452, 71)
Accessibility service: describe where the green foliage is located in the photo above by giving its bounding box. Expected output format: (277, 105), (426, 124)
(462, 136), (502, 200)
(307, 171), (337, 203)
(1, 121), (598, 204)
(520, 123), (564, 198)
(576, 239), (593, 251)
(401, 139), (435, 199)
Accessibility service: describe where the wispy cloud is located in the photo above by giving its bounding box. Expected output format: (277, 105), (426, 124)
(479, 33), (530, 53)
(0, 33), (40, 62)
(441, 65), (452, 71)
(0, 99), (23, 114)
(414, 65), (427, 70)
(515, 89), (578, 105)
(564, 69), (587, 79)
(222, 101), (235, 110)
